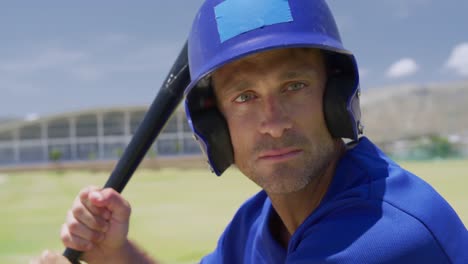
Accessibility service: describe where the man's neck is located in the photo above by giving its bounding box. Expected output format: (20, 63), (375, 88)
(267, 140), (345, 248)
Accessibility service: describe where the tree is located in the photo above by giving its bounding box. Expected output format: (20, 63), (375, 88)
(49, 149), (63, 174)
(421, 135), (459, 159)
(49, 149), (62, 163)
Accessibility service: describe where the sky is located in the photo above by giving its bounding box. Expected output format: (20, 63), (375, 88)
(1, 0), (467, 119)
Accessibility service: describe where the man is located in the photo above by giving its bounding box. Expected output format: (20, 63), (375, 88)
(34, 0), (467, 263)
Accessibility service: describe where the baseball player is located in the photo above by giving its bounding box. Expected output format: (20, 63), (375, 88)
(34, 0), (467, 263)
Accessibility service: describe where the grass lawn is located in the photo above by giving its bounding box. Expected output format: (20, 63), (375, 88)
(0, 160), (466, 263)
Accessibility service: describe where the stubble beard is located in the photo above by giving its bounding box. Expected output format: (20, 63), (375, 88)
(239, 132), (337, 195)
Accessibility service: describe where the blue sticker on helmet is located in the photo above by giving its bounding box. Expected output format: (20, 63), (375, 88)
(214, 0), (293, 43)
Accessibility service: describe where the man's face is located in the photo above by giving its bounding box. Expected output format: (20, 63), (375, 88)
(212, 48), (336, 194)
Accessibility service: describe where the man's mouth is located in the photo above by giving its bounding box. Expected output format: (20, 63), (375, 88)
(257, 148), (303, 162)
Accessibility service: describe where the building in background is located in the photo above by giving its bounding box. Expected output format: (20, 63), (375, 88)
(0, 106), (201, 169)
(1, 81), (467, 170)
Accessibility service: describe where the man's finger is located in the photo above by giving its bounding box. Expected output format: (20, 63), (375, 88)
(66, 212), (106, 243)
(88, 188), (132, 223)
(69, 204), (109, 233)
(60, 224), (94, 252)
(78, 186), (111, 220)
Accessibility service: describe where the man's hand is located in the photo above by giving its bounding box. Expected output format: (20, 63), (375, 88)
(61, 186), (132, 263)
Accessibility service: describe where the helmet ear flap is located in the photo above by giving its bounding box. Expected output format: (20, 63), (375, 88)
(323, 74), (361, 140)
(186, 85), (234, 175)
(193, 109), (233, 175)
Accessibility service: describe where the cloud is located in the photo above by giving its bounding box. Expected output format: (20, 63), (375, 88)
(0, 38), (181, 90)
(99, 33), (131, 45)
(24, 113), (40, 121)
(70, 66), (104, 81)
(359, 67), (370, 78)
(334, 15), (354, 33)
(386, 58), (419, 78)
(0, 77), (42, 95)
(445, 42), (468, 76)
(67, 41), (179, 81)
(0, 49), (86, 74)
(385, 0), (432, 18)
(0, 48), (87, 73)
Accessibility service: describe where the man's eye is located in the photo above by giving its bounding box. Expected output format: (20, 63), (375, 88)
(286, 82), (307, 91)
(234, 92), (256, 103)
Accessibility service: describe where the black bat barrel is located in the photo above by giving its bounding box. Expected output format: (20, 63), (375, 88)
(63, 41), (190, 264)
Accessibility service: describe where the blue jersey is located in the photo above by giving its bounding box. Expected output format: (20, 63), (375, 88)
(201, 137), (468, 264)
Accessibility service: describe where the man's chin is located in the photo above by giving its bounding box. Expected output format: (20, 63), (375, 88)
(262, 180), (310, 195)
(252, 171), (311, 194)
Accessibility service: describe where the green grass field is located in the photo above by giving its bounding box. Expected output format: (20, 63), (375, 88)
(0, 160), (466, 264)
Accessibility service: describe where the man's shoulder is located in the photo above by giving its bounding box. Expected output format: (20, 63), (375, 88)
(288, 174), (468, 264)
(323, 138), (467, 263)
(288, 199), (465, 263)
(336, 137), (463, 234)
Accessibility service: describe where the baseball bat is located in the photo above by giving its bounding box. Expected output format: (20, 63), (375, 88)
(63, 41), (191, 263)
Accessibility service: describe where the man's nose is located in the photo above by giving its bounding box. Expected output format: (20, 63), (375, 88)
(258, 96), (293, 138)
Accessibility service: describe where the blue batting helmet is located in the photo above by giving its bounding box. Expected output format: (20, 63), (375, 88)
(185, 0), (362, 175)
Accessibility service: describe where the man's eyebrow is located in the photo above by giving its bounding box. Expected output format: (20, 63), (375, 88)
(279, 67), (320, 80)
(223, 80), (251, 95)
(214, 65), (321, 95)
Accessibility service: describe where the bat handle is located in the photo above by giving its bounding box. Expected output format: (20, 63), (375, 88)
(63, 248), (82, 264)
